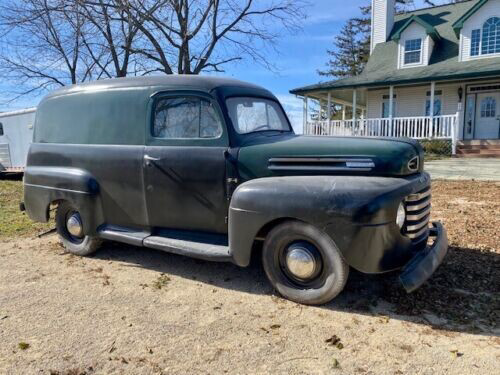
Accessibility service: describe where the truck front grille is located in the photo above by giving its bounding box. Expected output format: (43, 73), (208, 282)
(404, 187), (431, 242)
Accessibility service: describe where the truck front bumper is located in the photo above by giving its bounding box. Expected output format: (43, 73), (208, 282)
(399, 222), (448, 293)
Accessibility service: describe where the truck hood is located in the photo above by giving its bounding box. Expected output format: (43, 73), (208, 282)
(237, 134), (423, 180)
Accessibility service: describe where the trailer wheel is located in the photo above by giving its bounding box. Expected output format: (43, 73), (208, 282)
(55, 201), (102, 256)
(262, 220), (348, 305)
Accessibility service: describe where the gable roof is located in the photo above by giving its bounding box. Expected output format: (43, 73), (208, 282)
(291, 0), (500, 96)
(391, 15), (441, 42)
(452, 0), (489, 37)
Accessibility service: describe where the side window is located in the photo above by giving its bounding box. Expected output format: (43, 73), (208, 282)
(153, 96), (222, 139)
(0, 122), (3, 136)
(480, 97), (496, 118)
(470, 29), (481, 56)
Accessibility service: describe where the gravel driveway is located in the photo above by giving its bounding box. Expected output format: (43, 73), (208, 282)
(0, 180), (499, 374)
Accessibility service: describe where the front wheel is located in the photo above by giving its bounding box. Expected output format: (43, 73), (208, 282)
(262, 221), (349, 305)
(55, 201), (102, 256)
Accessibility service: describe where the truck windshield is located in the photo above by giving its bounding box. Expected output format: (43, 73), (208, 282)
(226, 97), (291, 134)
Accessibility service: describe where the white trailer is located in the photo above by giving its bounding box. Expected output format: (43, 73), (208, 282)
(0, 108), (36, 173)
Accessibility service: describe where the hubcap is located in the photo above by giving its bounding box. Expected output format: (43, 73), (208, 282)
(285, 245), (317, 280)
(66, 213), (83, 238)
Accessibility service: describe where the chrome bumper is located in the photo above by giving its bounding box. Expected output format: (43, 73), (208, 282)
(399, 222), (448, 293)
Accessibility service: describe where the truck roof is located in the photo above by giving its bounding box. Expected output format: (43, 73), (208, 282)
(45, 75), (266, 99)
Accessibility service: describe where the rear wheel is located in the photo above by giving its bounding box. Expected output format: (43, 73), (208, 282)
(55, 201), (102, 256)
(262, 221), (348, 305)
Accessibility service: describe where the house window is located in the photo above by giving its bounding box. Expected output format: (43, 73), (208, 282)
(481, 17), (500, 55)
(404, 38), (422, 64)
(470, 29), (481, 56)
(480, 97), (496, 118)
(425, 90), (442, 116)
(382, 95), (396, 118)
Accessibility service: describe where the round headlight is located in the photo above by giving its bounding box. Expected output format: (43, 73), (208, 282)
(396, 202), (406, 229)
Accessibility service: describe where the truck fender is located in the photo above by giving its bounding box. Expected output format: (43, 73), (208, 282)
(228, 175), (415, 269)
(23, 166), (104, 234)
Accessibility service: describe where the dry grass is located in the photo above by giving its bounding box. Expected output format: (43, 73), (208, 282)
(0, 178), (52, 239)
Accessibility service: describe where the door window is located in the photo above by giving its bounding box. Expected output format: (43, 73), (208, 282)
(153, 97), (222, 139)
(480, 97), (496, 118)
(0, 123), (3, 136)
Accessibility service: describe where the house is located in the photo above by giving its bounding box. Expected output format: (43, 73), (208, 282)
(0, 108), (36, 173)
(290, 0), (500, 156)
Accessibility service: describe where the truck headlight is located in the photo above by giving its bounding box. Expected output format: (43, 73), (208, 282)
(396, 202), (406, 229)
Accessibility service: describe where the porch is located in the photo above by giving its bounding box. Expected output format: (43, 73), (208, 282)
(295, 80), (468, 155)
(305, 114), (459, 153)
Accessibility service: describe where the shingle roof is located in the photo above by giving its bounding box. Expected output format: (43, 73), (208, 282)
(290, 0), (500, 95)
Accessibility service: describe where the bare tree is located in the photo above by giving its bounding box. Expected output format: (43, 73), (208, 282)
(0, 0), (97, 98)
(120, 0), (307, 74)
(0, 0), (307, 102)
(78, 0), (143, 78)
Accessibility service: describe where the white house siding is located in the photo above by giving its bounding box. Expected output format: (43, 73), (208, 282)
(460, 0), (500, 61)
(397, 23), (431, 68)
(371, 0), (395, 53)
(366, 83), (462, 119)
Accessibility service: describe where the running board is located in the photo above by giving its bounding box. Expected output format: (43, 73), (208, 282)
(98, 225), (150, 247)
(143, 236), (231, 262)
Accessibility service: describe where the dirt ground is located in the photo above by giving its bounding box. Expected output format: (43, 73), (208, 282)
(0, 180), (499, 374)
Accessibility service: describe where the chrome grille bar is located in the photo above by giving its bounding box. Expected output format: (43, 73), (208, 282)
(404, 187), (432, 242)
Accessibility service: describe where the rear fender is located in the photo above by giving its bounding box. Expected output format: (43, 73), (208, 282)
(23, 166), (103, 234)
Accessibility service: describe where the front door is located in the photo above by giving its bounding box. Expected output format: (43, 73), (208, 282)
(475, 92), (500, 139)
(143, 93), (229, 234)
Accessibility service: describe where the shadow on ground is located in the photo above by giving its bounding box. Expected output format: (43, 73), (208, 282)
(93, 241), (499, 337)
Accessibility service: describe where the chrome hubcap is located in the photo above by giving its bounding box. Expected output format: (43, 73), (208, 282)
(285, 246), (317, 280)
(66, 213), (83, 238)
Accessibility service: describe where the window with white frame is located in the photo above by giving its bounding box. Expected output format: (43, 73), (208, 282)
(470, 29), (481, 56)
(470, 17), (500, 57)
(404, 38), (422, 65)
(425, 90), (442, 116)
(382, 95), (396, 118)
(480, 97), (496, 118)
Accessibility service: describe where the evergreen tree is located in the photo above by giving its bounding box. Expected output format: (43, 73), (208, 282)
(318, 0), (425, 78)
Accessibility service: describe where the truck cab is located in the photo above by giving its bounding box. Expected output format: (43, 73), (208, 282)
(23, 76), (447, 305)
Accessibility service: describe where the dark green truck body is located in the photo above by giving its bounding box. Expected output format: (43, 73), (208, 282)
(23, 76), (447, 294)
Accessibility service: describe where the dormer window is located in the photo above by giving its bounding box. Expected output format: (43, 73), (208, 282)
(404, 38), (422, 65)
(470, 17), (500, 57)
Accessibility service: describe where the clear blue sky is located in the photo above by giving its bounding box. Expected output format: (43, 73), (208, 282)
(0, 0), (437, 132)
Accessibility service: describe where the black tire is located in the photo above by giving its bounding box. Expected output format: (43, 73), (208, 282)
(55, 201), (102, 256)
(262, 220), (349, 305)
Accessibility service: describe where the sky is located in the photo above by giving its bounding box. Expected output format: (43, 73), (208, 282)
(0, 0), (438, 132)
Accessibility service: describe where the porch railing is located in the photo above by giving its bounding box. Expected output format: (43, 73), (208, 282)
(304, 114), (459, 154)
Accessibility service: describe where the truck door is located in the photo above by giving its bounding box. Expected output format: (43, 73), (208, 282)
(143, 93), (229, 234)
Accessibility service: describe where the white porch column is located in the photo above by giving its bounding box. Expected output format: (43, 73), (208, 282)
(389, 86), (394, 119)
(303, 95), (308, 132)
(389, 85), (394, 136)
(327, 92), (332, 125)
(342, 105), (346, 120)
(430, 81), (436, 119)
(352, 89), (357, 121)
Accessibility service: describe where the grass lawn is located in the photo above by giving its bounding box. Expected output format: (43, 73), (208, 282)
(0, 177), (52, 239)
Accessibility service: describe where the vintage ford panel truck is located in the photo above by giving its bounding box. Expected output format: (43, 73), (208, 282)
(23, 76), (447, 305)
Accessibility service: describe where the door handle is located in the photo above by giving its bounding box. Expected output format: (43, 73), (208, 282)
(144, 155), (160, 162)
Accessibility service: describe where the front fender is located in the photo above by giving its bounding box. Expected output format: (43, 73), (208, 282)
(228, 174), (430, 270)
(23, 166), (103, 234)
